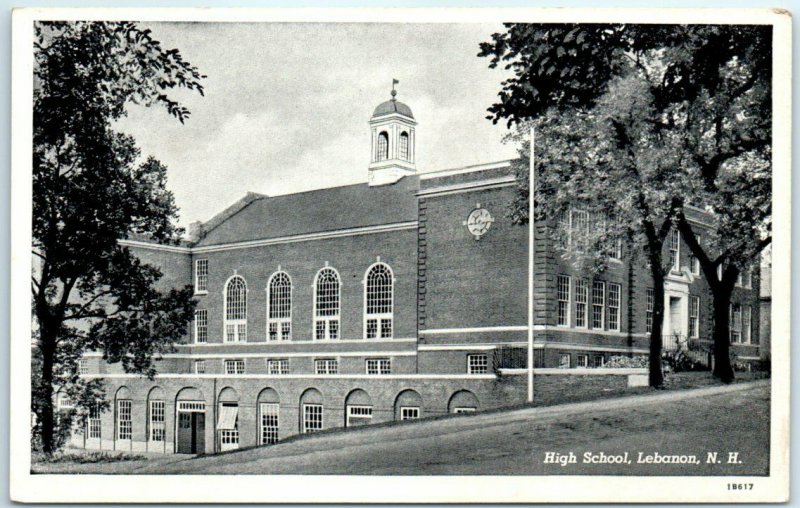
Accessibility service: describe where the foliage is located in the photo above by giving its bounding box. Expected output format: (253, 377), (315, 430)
(33, 451), (148, 464)
(604, 355), (649, 369)
(480, 24), (771, 384)
(32, 21), (204, 453)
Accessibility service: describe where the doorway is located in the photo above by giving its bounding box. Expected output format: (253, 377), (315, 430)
(176, 401), (206, 454)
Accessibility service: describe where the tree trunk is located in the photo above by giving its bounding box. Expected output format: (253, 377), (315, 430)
(712, 290), (736, 383)
(648, 268), (666, 388)
(37, 320), (57, 455)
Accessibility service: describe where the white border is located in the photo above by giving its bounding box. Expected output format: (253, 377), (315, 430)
(10, 7), (790, 504)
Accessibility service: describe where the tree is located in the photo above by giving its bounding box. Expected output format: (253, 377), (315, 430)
(32, 22), (204, 453)
(479, 24), (771, 384)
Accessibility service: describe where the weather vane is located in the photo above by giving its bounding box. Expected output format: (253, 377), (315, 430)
(391, 78), (399, 99)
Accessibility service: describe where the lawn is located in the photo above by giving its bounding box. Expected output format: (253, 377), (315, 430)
(32, 379), (770, 476)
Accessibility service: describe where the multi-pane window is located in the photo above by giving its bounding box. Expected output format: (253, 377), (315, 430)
(365, 263), (393, 339)
(575, 279), (589, 328)
(268, 272), (292, 341)
(315, 359), (338, 375)
(303, 404), (323, 433)
(591, 281), (605, 329)
(195, 360), (205, 374)
(117, 399), (132, 441)
(224, 359), (245, 375)
(224, 276), (247, 342)
(743, 306), (752, 344)
(593, 355), (605, 368)
(556, 275), (571, 327)
(366, 358), (391, 375)
(314, 268), (340, 340)
(57, 392), (74, 411)
(612, 239), (623, 260)
(689, 296), (700, 339)
(669, 229), (680, 272)
(400, 407), (420, 420)
(559, 353), (571, 369)
(267, 359), (289, 375)
(399, 132), (409, 161)
(738, 267), (752, 289)
(607, 283), (620, 332)
(377, 132), (389, 161)
(729, 304), (742, 343)
(259, 403), (279, 445)
(218, 403), (239, 448)
(646, 289), (655, 334)
(571, 209), (590, 251)
(87, 405), (101, 439)
(195, 309), (208, 343)
(467, 354), (489, 374)
(194, 259), (208, 293)
(576, 354), (589, 368)
(690, 255), (701, 276)
(78, 358), (88, 375)
(346, 405), (373, 427)
(453, 407), (476, 414)
(149, 400), (165, 442)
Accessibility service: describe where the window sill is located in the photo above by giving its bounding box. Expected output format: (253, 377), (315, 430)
(194, 290), (208, 296)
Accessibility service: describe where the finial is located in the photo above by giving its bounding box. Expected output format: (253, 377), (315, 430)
(391, 78), (399, 100)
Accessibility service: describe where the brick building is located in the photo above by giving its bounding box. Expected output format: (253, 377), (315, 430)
(65, 91), (762, 454)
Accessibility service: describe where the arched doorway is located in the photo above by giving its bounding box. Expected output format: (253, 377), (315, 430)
(175, 386), (206, 454)
(114, 386), (132, 451)
(146, 386), (166, 452)
(217, 387), (240, 451)
(299, 388), (324, 434)
(256, 388), (280, 445)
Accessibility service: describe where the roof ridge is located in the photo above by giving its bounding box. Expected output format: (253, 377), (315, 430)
(200, 191), (268, 238)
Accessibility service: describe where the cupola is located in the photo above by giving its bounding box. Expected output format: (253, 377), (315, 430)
(368, 81), (417, 186)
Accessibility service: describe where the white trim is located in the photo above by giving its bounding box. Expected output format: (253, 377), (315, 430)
(363, 261), (394, 339)
(118, 239), (191, 253)
(421, 325), (647, 339)
(114, 350), (418, 359)
(84, 373), (497, 380)
(417, 176), (517, 198)
(266, 270), (293, 342)
(194, 221), (418, 254)
(419, 342), (650, 354)
(223, 274), (248, 343)
(313, 266), (341, 341)
(420, 160), (512, 180)
(173, 337), (418, 347)
(418, 344), (499, 351)
(194, 258), (209, 293)
(500, 368), (648, 376)
(420, 326), (529, 334)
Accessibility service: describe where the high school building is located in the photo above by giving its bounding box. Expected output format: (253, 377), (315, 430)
(63, 90), (762, 454)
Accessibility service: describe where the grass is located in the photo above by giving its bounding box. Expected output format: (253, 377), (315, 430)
(33, 450), (148, 465)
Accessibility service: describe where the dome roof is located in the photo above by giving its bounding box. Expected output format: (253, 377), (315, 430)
(372, 99), (414, 119)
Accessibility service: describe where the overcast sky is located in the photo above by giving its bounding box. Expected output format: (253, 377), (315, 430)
(114, 22), (518, 228)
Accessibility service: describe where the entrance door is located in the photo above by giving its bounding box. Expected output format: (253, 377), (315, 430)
(176, 401), (206, 454)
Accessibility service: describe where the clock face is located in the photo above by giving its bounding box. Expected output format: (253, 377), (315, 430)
(466, 208), (494, 238)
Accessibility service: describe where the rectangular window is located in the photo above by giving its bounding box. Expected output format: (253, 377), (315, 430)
(669, 229), (680, 272)
(218, 403), (239, 447)
(743, 306), (752, 344)
(195, 360), (205, 374)
(646, 288), (655, 334)
(366, 319), (378, 339)
(729, 304), (742, 343)
(576, 354), (589, 368)
(607, 283), (620, 332)
(195, 309), (208, 343)
(149, 400), (165, 442)
(78, 358), (88, 375)
(194, 259), (208, 293)
(259, 403), (279, 445)
(303, 404), (323, 433)
(224, 359), (245, 375)
(738, 267), (752, 289)
(591, 281), (605, 329)
(556, 275), (571, 327)
(559, 353), (571, 369)
(572, 209), (590, 251)
(366, 358), (391, 375)
(453, 407), (476, 414)
(117, 399), (132, 441)
(400, 407), (420, 420)
(689, 296), (700, 339)
(690, 255), (701, 276)
(467, 354), (489, 374)
(612, 239), (623, 260)
(314, 359), (338, 375)
(346, 405), (373, 427)
(87, 405), (101, 439)
(267, 359), (289, 375)
(575, 279), (588, 328)
(593, 355), (605, 368)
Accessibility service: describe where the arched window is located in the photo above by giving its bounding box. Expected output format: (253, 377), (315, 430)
(267, 272), (292, 341)
(377, 131), (389, 161)
(364, 262), (393, 339)
(314, 268), (340, 340)
(224, 276), (247, 342)
(399, 131), (409, 161)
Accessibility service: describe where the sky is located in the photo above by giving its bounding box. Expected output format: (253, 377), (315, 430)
(113, 22), (518, 228)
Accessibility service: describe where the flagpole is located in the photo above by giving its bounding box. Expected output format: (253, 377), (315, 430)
(527, 126), (535, 403)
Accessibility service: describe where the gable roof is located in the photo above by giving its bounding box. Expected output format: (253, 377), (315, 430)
(194, 176), (420, 247)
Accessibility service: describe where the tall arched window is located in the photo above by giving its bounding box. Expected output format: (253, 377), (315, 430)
(377, 131), (389, 161)
(365, 262), (393, 339)
(314, 268), (340, 340)
(267, 272), (292, 341)
(224, 275), (247, 342)
(399, 131), (409, 161)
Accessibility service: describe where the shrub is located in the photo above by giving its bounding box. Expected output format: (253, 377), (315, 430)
(604, 355), (648, 368)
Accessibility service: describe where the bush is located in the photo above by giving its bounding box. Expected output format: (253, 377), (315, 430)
(34, 451), (147, 464)
(604, 355), (648, 368)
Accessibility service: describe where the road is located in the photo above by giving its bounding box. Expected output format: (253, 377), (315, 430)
(35, 381), (770, 475)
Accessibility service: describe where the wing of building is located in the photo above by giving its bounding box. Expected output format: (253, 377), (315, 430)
(65, 91), (764, 454)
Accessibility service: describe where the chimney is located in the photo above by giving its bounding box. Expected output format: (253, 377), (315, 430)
(187, 221), (204, 243)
